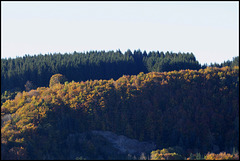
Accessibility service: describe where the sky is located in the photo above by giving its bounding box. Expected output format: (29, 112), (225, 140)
(1, 1), (239, 65)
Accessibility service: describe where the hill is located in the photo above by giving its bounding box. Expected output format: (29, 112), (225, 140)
(1, 66), (239, 159)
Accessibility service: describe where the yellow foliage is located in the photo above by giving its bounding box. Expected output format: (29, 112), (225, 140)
(150, 149), (183, 160)
(205, 152), (235, 160)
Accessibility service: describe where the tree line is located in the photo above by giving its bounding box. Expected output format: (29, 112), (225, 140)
(1, 49), (203, 93)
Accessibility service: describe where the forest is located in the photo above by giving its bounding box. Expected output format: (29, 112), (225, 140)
(1, 50), (239, 160)
(1, 50), (202, 94)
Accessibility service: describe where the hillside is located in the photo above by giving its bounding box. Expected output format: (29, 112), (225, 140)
(1, 66), (239, 160)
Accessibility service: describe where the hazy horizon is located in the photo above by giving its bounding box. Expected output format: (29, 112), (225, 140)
(1, 1), (239, 65)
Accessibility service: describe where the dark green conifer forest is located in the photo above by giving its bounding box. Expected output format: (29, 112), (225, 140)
(1, 50), (202, 93)
(1, 50), (239, 160)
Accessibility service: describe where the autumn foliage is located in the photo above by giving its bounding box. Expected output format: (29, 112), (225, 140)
(1, 66), (239, 159)
(49, 73), (67, 87)
(204, 152), (239, 160)
(151, 148), (184, 160)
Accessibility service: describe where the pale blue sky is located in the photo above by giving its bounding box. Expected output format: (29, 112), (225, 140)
(1, 1), (239, 65)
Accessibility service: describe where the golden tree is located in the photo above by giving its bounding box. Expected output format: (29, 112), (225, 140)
(49, 74), (67, 88)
